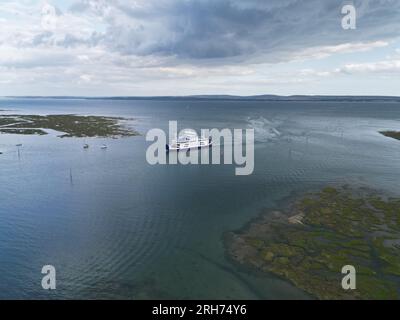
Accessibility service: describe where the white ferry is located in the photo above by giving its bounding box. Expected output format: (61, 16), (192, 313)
(166, 129), (212, 151)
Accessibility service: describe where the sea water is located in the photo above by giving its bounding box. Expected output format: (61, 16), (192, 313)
(0, 98), (399, 299)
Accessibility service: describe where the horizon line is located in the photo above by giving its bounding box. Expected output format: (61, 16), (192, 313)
(2, 94), (400, 99)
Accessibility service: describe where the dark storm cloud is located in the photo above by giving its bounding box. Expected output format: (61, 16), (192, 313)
(81, 0), (400, 62)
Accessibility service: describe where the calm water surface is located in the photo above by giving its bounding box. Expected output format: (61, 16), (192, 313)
(0, 98), (400, 299)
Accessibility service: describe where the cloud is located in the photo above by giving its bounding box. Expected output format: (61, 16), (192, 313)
(2, 0), (399, 64)
(79, 74), (92, 82)
(338, 59), (400, 73)
(1, 0), (400, 95)
(85, 0), (400, 62)
(294, 41), (389, 60)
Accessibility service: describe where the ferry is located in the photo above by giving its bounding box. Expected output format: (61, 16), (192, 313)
(166, 129), (212, 151)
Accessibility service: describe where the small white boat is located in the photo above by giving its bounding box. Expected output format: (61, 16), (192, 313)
(166, 129), (212, 151)
(101, 145), (108, 149)
(83, 144), (89, 149)
(16, 144), (22, 147)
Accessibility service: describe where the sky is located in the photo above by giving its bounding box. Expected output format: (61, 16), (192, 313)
(0, 0), (399, 97)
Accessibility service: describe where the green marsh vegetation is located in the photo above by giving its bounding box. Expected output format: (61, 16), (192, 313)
(0, 114), (139, 138)
(227, 187), (400, 299)
(380, 131), (400, 141)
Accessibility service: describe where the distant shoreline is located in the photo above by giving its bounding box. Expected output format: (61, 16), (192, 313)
(3, 95), (400, 102)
